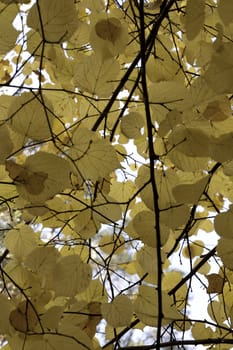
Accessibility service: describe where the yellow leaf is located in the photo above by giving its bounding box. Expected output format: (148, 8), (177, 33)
(203, 96), (231, 122)
(182, 240), (204, 259)
(101, 295), (133, 327)
(134, 285), (157, 326)
(9, 301), (38, 333)
(160, 204), (190, 230)
(136, 245), (157, 284)
(8, 93), (54, 141)
(98, 233), (125, 255)
(217, 0), (233, 26)
(40, 306), (64, 330)
(77, 279), (108, 304)
(0, 294), (14, 335)
(214, 205), (233, 239)
(132, 210), (156, 247)
(74, 53), (120, 97)
(217, 238), (233, 270)
(53, 255), (92, 297)
(24, 246), (59, 277)
(11, 152), (71, 203)
(4, 223), (37, 259)
(192, 323), (214, 340)
(89, 9), (128, 57)
(184, 0), (205, 41)
(0, 125), (13, 163)
(0, 3), (18, 54)
(71, 127), (120, 181)
(204, 43), (233, 94)
(27, 0), (78, 43)
(120, 112), (144, 139)
(172, 175), (209, 204)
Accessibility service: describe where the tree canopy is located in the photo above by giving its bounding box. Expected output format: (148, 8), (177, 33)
(0, 0), (233, 349)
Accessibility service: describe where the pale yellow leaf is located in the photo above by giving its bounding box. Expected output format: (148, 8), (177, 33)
(27, 0), (78, 43)
(53, 255), (92, 297)
(120, 112), (144, 139)
(77, 279), (108, 304)
(147, 55), (180, 83)
(74, 54), (120, 97)
(134, 285), (157, 326)
(136, 245), (157, 284)
(58, 321), (93, 350)
(71, 127), (120, 181)
(14, 152), (71, 203)
(109, 180), (136, 204)
(132, 210), (156, 247)
(92, 194), (122, 224)
(182, 240), (204, 259)
(101, 295), (133, 327)
(98, 233), (125, 255)
(4, 223), (37, 259)
(90, 10), (128, 57)
(149, 81), (188, 115)
(8, 93), (54, 141)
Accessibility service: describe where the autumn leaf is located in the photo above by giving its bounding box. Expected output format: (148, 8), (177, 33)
(27, 0), (78, 43)
(0, 1), (233, 349)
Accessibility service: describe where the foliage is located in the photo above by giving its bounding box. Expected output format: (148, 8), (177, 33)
(0, 0), (233, 349)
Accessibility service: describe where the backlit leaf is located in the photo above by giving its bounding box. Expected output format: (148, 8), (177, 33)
(0, 3), (18, 54)
(4, 223), (37, 259)
(8, 93), (54, 141)
(185, 0), (205, 41)
(71, 127), (120, 181)
(101, 295), (133, 327)
(74, 54), (120, 97)
(27, 0), (78, 43)
(206, 274), (224, 294)
(53, 255), (92, 297)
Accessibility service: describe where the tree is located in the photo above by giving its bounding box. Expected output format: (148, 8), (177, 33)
(0, 0), (233, 349)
